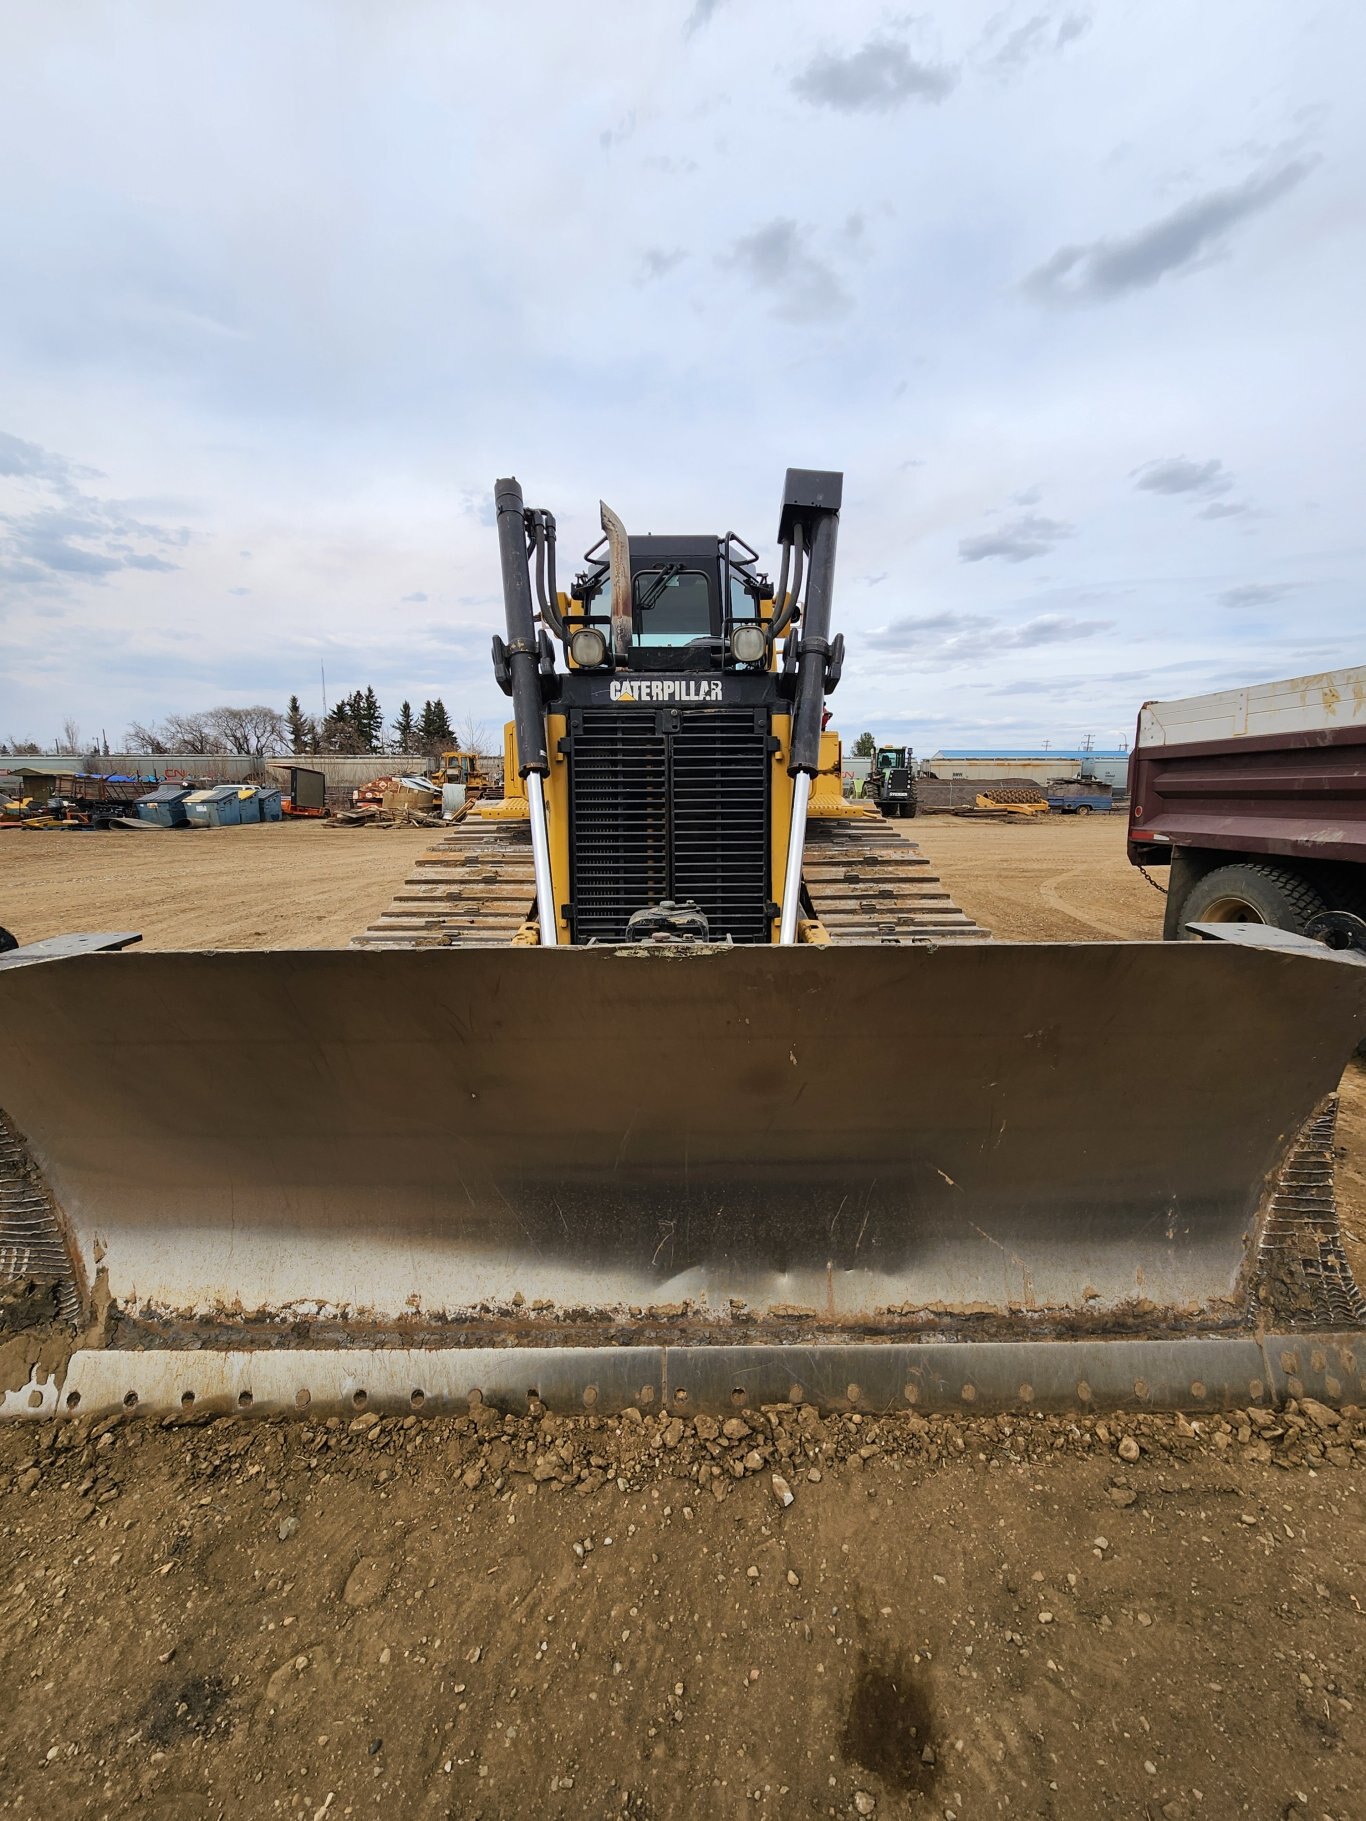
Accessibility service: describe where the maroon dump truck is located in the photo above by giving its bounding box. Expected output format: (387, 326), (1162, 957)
(1127, 666), (1366, 941)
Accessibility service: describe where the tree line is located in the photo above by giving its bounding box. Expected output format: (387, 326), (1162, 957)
(2, 692), (490, 761)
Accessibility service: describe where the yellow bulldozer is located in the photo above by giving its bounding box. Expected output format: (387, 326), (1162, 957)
(1, 469), (1363, 1424)
(431, 747), (492, 821)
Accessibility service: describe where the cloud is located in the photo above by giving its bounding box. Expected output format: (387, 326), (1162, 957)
(0, 436), (188, 590)
(1023, 158), (1315, 303)
(227, 585), (250, 596)
(1011, 483), (1044, 506)
(1197, 500), (1249, 521)
(1218, 583), (1290, 609)
(723, 219), (849, 322)
(985, 11), (1091, 73)
(0, 429), (101, 492)
(1133, 455), (1255, 521)
(683, 0), (725, 37)
(792, 34), (956, 113)
(640, 246), (686, 282)
(402, 590), (429, 603)
(1132, 456), (1231, 497)
(598, 112), (636, 151)
(867, 610), (993, 653)
(959, 513), (1075, 563)
(868, 608), (1111, 665)
(1005, 613), (1111, 646)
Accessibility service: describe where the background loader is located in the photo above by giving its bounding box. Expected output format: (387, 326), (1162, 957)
(861, 744), (918, 818)
(1, 470), (1364, 1424)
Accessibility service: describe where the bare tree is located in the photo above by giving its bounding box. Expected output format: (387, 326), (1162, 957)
(161, 712), (228, 755)
(124, 722), (170, 755)
(458, 713), (489, 757)
(205, 705), (287, 758)
(56, 717), (83, 755)
(3, 737), (42, 756)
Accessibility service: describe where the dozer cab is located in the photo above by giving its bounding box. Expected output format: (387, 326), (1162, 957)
(2, 469), (1364, 1423)
(862, 744), (918, 818)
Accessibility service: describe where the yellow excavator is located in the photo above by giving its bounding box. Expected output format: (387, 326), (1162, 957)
(1, 469), (1363, 1423)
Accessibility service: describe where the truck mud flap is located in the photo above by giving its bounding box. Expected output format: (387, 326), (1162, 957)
(1, 941), (1364, 1352)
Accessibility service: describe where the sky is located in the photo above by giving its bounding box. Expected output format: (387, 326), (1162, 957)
(1, 0), (1362, 754)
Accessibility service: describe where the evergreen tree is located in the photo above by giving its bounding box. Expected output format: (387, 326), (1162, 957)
(853, 731), (876, 757)
(360, 686), (383, 753)
(286, 694), (313, 754)
(418, 698), (454, 752)
(392, 700), (416, 753)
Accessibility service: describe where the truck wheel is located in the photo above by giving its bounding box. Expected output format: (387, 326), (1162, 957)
(1176, 863), (1327, 939)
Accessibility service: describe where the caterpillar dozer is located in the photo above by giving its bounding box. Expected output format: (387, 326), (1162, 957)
(2, 470), (1364, 1424)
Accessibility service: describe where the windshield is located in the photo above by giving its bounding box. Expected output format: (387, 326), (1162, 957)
(633, 569), (713, 646)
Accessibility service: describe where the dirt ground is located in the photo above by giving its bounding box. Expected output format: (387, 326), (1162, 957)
(1, 821), (437, 952)
(2, 813), (1364, 1821)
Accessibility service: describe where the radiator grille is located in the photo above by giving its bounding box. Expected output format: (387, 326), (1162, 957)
(569, 707), (770, 943)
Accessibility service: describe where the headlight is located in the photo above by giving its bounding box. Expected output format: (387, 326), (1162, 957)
(569, 626), (608, 668)
(729, 623), (767, 665)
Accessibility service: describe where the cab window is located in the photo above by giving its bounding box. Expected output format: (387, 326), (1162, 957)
(633, 569), (713, 646)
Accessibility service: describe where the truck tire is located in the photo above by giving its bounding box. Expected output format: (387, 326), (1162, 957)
(0, 927), (16, 954)
(1174, 863), (1327, 939)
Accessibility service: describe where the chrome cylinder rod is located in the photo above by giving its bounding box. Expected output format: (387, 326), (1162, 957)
(778, 770), (812, 946)
(526, 772), (559, 947)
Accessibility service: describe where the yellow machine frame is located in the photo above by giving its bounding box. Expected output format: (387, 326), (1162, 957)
(487, 590), (876, 944)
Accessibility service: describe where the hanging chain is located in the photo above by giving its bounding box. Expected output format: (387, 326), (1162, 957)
(1135, 862), (1168, 896)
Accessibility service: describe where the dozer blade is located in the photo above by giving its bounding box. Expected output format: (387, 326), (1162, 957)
(2, 940), (1364, 1417)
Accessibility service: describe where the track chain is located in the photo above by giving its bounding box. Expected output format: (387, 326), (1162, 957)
(355, 813), (985, 948)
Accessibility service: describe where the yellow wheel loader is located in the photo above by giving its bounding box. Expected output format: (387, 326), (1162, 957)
(2, 470), (1364, 1424)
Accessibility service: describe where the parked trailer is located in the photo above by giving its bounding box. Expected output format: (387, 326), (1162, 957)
(1127, 665), (1366, 942)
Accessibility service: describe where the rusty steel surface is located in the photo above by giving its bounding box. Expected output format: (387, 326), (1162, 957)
(1, 942), (1364, 1341)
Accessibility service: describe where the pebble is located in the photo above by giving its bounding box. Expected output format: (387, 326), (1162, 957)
(771, 1474), (795, 1509)
(1117, 1436), (1140, 1462)
(853, 1792), (876, 1816)
(277, 1517), (299, 1541)
(1108, 1487), (1137, 1508)
(787, 1570), (801, 1587)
